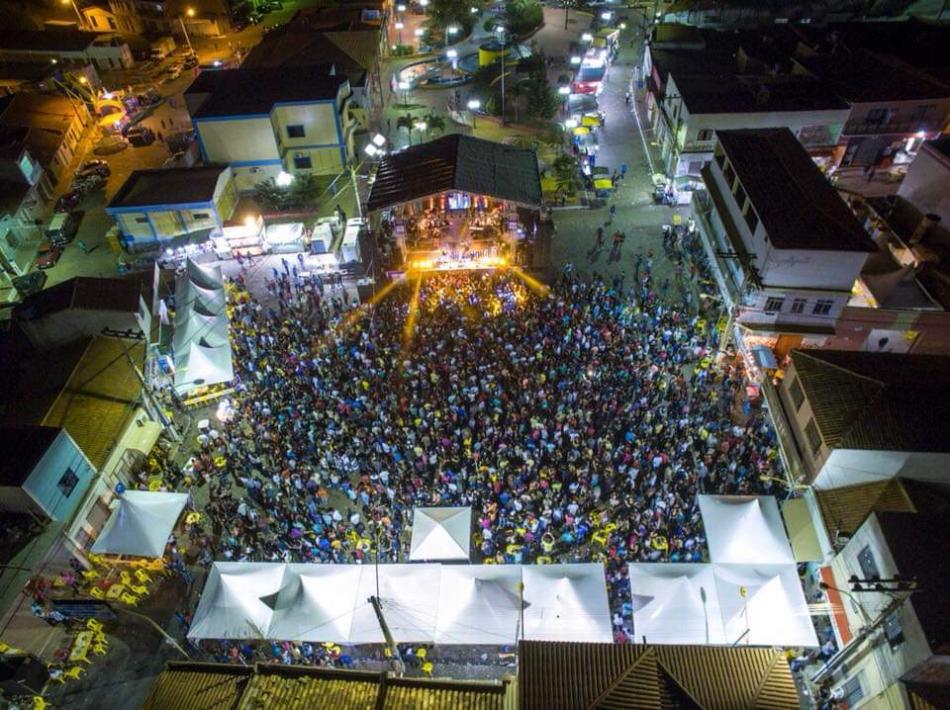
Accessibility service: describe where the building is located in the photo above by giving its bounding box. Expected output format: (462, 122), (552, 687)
(814, 511), (950, 709)
(366, 134), (546, 270)
(655, 73), (849, 177)
(771, 349), (950, 489)
(897, 135), (950, 226)
(0, 127), (46, 289)
(0, 425), (95, 523)
(0, 92), (89, 190)
(0, 30), (132, 71)
(107, 0), (230, 37)
(184, 68), (357, 192)
(105, 165), (237, 248)
(144, 663), (514, 709)
(692, 128), (876, 367)
(794, 49), (950, 169)
(81, 2), (120, 33)
(14, 276), (145, 351)
(518, 641), (799, 709)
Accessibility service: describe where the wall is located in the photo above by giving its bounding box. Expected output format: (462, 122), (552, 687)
(272, 103), (340, 150)
(814, 449), (950, 490)
(777, 363), (822, 483)
(22, 429), (95, 521)
(897, 142), (950, 225)
(19, 309), (141, 351)
(828, 515), (933, 708)
(824, 306), (950, 355)
(195, 116), (280, 165)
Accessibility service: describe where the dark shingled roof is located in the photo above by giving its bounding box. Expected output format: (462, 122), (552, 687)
(673, 75), (849, 114)
(367, 135), (541, 211)
(789, 349), (950, 453)
(0, 425), (60, 486)
(185, 67), (347, 118)
(14, 276), (141, 321)
(877, 512), (950, 653)
(796, 49), (950, 103)
(108, 165), (227, 209)
(0, 30), (99, 53)
(716, 128), (876, 252)
(518, 641), (799, 709)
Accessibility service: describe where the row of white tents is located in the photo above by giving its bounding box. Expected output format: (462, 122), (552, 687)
(172, 260), (233, 395)
(187, 562), (613, 646)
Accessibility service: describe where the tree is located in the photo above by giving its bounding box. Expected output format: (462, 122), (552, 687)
(422, 113), (447, 135)
(396, 113), (416, 145)
(552, 154), (579, 195)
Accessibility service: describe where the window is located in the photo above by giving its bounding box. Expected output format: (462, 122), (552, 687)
(135, 217), (149, 224)
(743, 205), (759, 233)
(865, 108), (888, 124)
(839, 674), (865, 708)
(286, 124), (305, 138)
(697, 129), (713, 141)
(191, 212), (210, 220)
(804, 418), (822, 455)
(911, 105), (935, 122)
(91, 15), (99, 26)
(57, 468), (79, 498)
(788, 377), (805, 411)
(857, 544), (880, 580)
(813, 299), (833, 316)
(733, 182), (747, 206)
(764, 296), (785, 313)
(293, 154), (312, 170)
(722, 164), (736, 188)
(790, 298), (806, 314)
(108, 17), (117, 29)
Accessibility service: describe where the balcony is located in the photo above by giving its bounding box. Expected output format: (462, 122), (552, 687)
(842, 119), (942, 136)
(760, 378), (809, 485)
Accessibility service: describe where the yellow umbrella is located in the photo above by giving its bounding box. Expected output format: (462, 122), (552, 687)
(594, 178), (613, 190)
(581, 114), (601, 127)
(572, 126), (590, 136)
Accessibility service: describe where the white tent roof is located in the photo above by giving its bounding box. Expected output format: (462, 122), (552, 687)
(435, 566), (523, 645)
(713, 563), (818, 647)
(188, 563), (289, 640)
(90, 491), (189, 558)
(186, 258), (224, 290)
(267, 565), (362, 642)
(349, 564), (442, 643)
(699, 495), (795, 565)
(174, 341), (234, 394)
(522, 563), (613, 643)
(626, 563), (723, 645)
(174, 281), (225, 325)
(409, 507), (472, 561)
(172, 311), (229, 352)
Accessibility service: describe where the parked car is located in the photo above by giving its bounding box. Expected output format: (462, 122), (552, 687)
(54, 190), (82, 213)
(77, 159), (110, 179)
(45, 210), (84, 245)
(71, 172), (106, 195)
(11, 271), (47, 298)
(126, 126), (156, 147)
(35, 241), (63, 269)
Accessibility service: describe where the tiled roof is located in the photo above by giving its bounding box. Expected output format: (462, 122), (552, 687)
(816, 479), (915, 538)
(716, 128), (876, 252)
(518, 641), (798, 710)
(367, 135), (541, 211)
(789, 349), (950, 452)
(41, 336), (144, 469)
(142, 664), (250, 710)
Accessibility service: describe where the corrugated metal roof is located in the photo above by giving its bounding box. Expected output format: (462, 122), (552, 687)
(518, 642), (799, 710)
(816, 479), (915, 538)
(142, 665), (250, 710)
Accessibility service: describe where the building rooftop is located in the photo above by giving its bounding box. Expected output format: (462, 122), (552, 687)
(186, 67), (348, 119)
(0, 425), (60, 487)
(673, 75), (849, 115)
(0, 92), (82, 167)
(108, 165), (227, 209)
(14, 276), (142, 322)
(367, 135), (541, 211)
(924, 135), (950, 162)
(716, 128), (876, 252)
(815, 478), (950, 539)
(0, 29), (99, 53)
(789, 349), (950, 453)
(143, 662), (513, 710)
(796, 49), (950, 103)
(518, 641), (798, 709)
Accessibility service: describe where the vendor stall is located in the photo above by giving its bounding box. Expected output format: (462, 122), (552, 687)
(264, 222), (305, 254)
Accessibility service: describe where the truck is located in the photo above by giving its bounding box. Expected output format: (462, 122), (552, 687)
(149, 36), (177, 61)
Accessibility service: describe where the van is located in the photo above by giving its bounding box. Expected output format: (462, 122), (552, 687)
(45, 210), (83, 245)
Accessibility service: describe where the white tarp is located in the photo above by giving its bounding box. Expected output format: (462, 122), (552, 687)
(522, 563), (613, 643)
(626, 563), (722, 645)
(189, 562), (611, 645)
(409, 507), (472, 561)
(172, 311), (229, 351)
(699, 495), (795, 565)
(435, 566), (523, 644)
(91, 491), (189, 558)
(174, 341), (234, 393)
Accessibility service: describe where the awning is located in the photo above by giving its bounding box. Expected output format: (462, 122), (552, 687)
(752, 345), (778, 369)
(782, 497), (824, 562)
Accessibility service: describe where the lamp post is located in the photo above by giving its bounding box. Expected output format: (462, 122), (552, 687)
(467, 98), (480, 131)
(446, 48), (458, 70)
(397, 80), (411, 105)
(496, 25), (506, 125)
(179, 7), (196, 56)
(414, 26), (424, 50)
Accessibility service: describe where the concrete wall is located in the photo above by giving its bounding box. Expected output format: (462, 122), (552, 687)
(22, 429), (96, 521)
(272, 103), (340, 149)
(897, 142), (950, 225)
(196, 116), (280, 165)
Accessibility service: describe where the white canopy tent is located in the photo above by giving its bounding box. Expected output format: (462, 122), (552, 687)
(521, 563), (613, 643)
(188, 563), (289, 640)
(173, 341), (234, 393)
(186, 259), (224, 291)
(698, 495), (795, 565)
(172, 311), (229, 352)
(174, 280), (226, 323)
(267, 565), (362, 642)
(90, 491), (189, 558)
(435, 566), (523, 645)
(349, 564), (442, 643)
(626, 563), (722, 645)
(409, 507), (472, 561)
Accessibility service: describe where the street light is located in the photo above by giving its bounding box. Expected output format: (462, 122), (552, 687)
(395, 20), (404, 43)
(373, 133), (387, 147)
(467, 98), (481, 130)
(179, 8), (196, 55)
(570, 55), (581, 65)
(397, 3), (406, 10)
(496, 25), (506, 125)
(601, 11), (612, 20)
(620, 21), (627, 29)
(447, 48), (458, 69)
(446, 24), (459, 48)
(470, 5), (479, 12)
(557, 85), (570, 96)
(564, 118), (578, 129)
(581, 32), (593, 42)
(397, 79), (411, 104)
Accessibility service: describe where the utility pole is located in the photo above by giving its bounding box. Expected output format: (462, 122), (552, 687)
(498, 27), (507, 126)
(369, 596), (404, 676)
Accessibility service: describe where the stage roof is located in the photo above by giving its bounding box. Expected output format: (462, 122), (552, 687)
(366, 135), (542, 212)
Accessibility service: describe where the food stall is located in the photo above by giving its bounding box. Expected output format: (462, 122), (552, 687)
(264, 222), (305, 254)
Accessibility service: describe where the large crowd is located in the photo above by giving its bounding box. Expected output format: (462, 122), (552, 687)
(188, 255), (782, 661)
